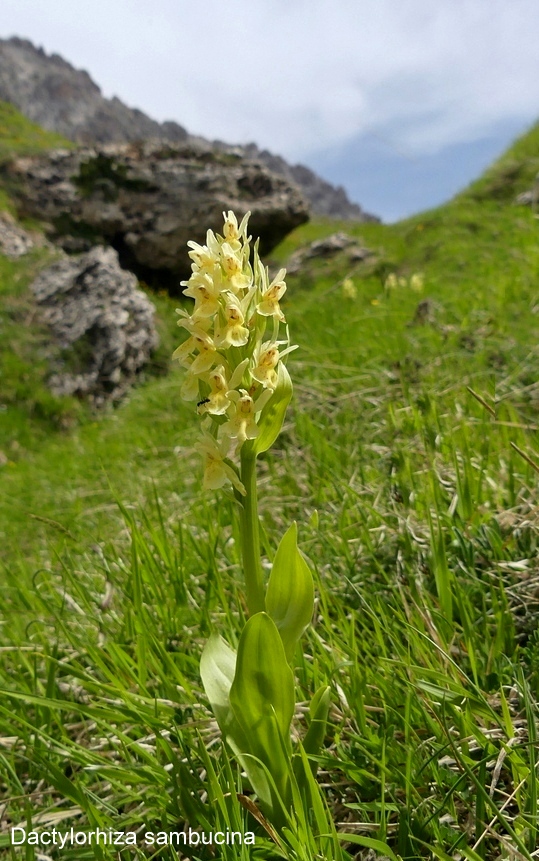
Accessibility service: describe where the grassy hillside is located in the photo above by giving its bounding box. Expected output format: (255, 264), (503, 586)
(1, 108), (539, 859)
(0, 100), (71, 161)
(0, 100), (72, 213)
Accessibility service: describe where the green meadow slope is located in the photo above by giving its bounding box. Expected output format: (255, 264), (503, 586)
(1, 105), (539, 859)
(2, 113), (539, 566)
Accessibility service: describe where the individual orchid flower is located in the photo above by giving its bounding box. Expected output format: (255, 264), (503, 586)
(229, 267), (253, 294)
(222, 390), (260, 445)
(257, 268), (287, 322)
(222, 212), (242, 251)
(251, 342), (279, 390)
(251, 341), (298, 390)
(172, 323), (206, 368)
(220, 242), (243, 278)
(172, 338), (195, 369)
(223, 388), (273, 446)
(214, 295), (250, 348)
(198, 365), (233, 416)
(173, 333), (220, 375)
(174, 315), (221, 374)
(220, 241), (253, 293)
(222, 210), (250, 247)
(187, 229), (221, 271)
(189, 336), (221, 374)
(194, 433), (246, 495)
(182, 270), (223, 319)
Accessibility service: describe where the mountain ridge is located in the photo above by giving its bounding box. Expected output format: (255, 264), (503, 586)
(0, 36), (378, 222)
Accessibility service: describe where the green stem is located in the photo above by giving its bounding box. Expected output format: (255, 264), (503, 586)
(239, 449), (265, 615)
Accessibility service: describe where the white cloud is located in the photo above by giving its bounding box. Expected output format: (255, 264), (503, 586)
(1, 0), (538, 159)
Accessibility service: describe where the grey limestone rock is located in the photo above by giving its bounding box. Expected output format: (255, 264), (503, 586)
(5, 141), (309, 284)
(31, 245), (158, 405)
(514, 172), (539, 207)
(0, 211), (35, 257)
(286, 232), (372, 274)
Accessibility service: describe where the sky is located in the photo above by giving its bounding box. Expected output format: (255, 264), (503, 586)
(2, 0), (539, 221)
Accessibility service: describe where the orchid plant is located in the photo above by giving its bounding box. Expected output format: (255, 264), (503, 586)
(174, 211), (330, 830)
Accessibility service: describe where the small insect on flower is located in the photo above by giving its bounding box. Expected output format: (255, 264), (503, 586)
(196, 397), (212, 416)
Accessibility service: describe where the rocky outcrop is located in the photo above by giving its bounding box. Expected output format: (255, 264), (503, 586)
(31, 246), (158, 405)
(0, 210), (46, 258)
(0, 37), (188, 145)
(0, 36), (378, 222)
(515, 174), (539, 207)
(4, 141), (309, 286)
(286, 232), (372, 274)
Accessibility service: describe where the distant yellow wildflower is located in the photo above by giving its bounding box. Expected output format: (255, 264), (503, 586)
(341, 277), (357, 299)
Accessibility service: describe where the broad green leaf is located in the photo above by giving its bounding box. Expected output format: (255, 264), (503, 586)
(230, 612), (295, 742)
(201, 625), (294, 822)
(266, 523), (314, 662)
(234, 750), (289, 826)
(229, 612), (295, 812)
(246, 361), (292, 456)
(199, 634), (236, 733)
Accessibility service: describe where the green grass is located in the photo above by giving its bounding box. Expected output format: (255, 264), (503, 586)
(1, 110), (539, 859)
(0, 248), (91, 445)
(0, 100), (72, 163)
